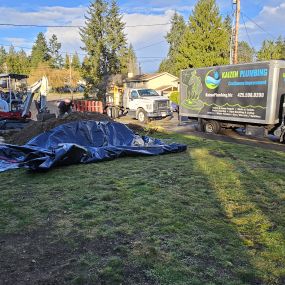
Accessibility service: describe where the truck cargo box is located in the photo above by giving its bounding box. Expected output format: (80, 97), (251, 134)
(180, 60), (285, 125)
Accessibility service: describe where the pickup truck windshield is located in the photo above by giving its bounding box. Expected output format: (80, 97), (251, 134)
(137, 89), (159, 97)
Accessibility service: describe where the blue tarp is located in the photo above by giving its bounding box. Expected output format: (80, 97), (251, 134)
(0, 120), (187, 172)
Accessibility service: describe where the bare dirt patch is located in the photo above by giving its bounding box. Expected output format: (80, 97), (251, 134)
(0, 226), (154, 285)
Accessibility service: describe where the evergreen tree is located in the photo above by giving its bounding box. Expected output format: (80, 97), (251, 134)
(224, 15), (232, 35)
(6, 47), (30, 74)
(0, 46), (7, 73)
(64, 53), (70, 69)
(71, 52), (81, 70)
(31, 32), (50, 67)
(159, 59), (169, 73)
(106, 0), (128, 75)
(80, 0), (108, 98)
(224, 15), (233, 61)
(6, 46), (18, 73)
(176, 0), (230, 70)
(159, 11), (186, 76)
(48, 34), (63, 68)
(126, 44), (138, 75)
(238, 41), (255, 63)
(17, 49), (30, 74)
(275, 36), (285, 59)
(257, 40), (281, 61)
(80, 0), (127, 100)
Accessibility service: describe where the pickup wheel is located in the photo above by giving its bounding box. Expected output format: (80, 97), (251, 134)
(106, 107), (112, 118)
(137, 109), (149, 124)
(106, 107), (119, 119)
(203, 120), (221, 134)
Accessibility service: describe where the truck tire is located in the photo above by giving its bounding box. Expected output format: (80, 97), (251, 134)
(106, 107), (119, 119)
(112, 107), (119, 119)
(203, 120), (220, 134)
(106, 107), (112, 118)
(137, 109), (149, 124)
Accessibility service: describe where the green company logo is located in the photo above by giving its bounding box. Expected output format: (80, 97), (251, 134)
(205, 69), (221, 89)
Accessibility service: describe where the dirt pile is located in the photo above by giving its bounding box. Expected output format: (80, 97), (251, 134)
(6, 112), (113, 145)
(5, 112), (147, 145)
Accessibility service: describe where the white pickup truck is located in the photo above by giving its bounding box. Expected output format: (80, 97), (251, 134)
(122, 88), (172, 123)
(106, 88), (172, 123)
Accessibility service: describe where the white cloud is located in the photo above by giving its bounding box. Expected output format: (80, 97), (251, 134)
(238, 2), (285, 49)
(3, 37), (31, 47)
(122, 5), (193, 14)
(45, 8), (173, 72)
(0, 6), (87, 55)
(124, 10), (173, 46)
(0, 5), (175, 72)
(0, 6), (86, 25)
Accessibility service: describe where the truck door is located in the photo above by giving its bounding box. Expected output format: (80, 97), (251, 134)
(128, 90), (139, 111)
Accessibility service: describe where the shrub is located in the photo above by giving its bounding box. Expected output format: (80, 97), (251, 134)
(169, 91), (180, 104)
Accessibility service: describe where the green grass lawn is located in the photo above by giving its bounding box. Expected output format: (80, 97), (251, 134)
(0, 134), (285, 285)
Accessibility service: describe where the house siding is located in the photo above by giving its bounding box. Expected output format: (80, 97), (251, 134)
(125, 73), (178, 92)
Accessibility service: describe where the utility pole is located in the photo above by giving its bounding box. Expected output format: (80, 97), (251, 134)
(69, 54), (73, 100)
(233, 0), (240, 64)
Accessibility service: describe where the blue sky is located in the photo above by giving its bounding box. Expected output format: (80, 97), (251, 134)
(0, 0), (284, 72)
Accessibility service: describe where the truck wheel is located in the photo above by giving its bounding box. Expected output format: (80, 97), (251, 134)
(106, 107), (112, 118)
(203, 120), (220, 134)
(137, 109), (149, 124)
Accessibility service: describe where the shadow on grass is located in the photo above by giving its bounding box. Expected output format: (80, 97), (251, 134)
(192, 145), (285, 285)
(0, 133), (284, 284)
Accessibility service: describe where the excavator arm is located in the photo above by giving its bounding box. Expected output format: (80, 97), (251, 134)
(21, 76), (49, 117)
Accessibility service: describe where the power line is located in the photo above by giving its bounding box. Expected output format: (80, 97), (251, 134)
(0, 40), (166, 57)
(241, 13), (254, 48)
(0, 22), (171, 28)
(138, 56), (164, 59)
(241, 12), (275, 40)
(135, 40), (165, 51)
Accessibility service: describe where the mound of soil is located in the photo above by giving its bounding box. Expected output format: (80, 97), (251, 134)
(124, 123), (145, 134)
(5, 112), (147, 146)
(6, 112), (113, 145)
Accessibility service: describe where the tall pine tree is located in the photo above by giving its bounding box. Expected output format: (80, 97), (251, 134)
(176, 0), (230, 69)
(126, 44), (138, 75)
(0, 46), (7, 73)
(238, 41), (255, 63)
(80, 0), (108, 98)
(17, 49), (30, 74)
(159, 11), (186, 76)
(71, 52), (81, 70)
(48, 34), (63, 68)
(257, 36), (285, 61)
(5, 46), (16, 73)
(80, 0), (127, 100)
(257, 40), (280, 60)
(31, 32), (50, 67)
(64, 53), (70, 69)
(106, 0), (128, 74)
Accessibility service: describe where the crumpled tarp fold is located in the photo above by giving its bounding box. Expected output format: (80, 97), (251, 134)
(0, 121), (187, 172)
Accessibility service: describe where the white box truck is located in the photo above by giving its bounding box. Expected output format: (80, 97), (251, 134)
(179, 60), (285, 142)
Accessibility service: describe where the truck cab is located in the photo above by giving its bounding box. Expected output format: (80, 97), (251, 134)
(123, 88), (172, 123)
